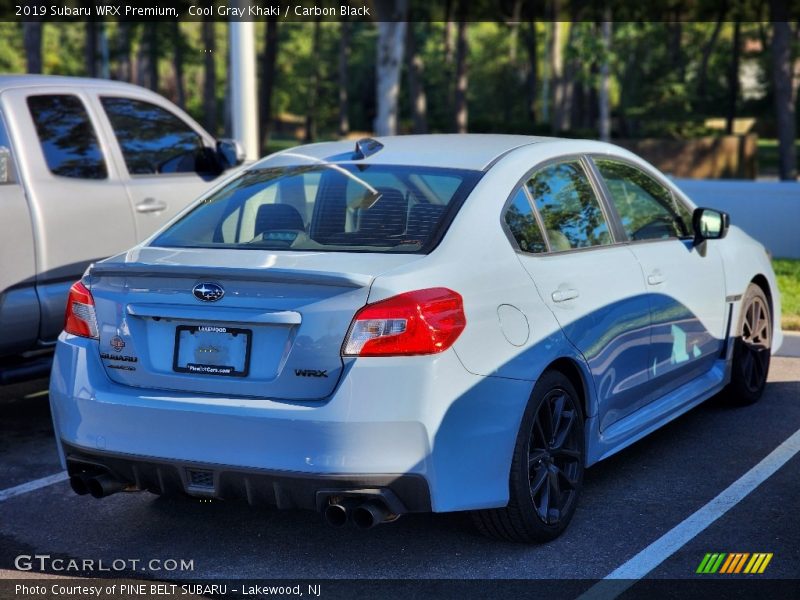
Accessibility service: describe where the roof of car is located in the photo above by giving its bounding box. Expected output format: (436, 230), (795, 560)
(257, 134), (562, 172)
(0, 74), (155, 94)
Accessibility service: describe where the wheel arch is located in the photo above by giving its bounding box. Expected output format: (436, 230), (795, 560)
(545, 356), (593, 419)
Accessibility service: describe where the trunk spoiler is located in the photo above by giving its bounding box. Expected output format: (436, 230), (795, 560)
(88, 262), (374, 289)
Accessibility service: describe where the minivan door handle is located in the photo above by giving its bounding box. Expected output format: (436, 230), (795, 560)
(135, 198), (168, 213)
(551, 288), (580, 303)
(647, 271), (666, 286)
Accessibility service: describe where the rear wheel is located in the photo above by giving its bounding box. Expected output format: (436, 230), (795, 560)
(727, 283), (772, 405)
(472, 370), (585, 543)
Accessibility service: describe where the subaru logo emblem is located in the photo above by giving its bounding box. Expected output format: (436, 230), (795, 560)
(193, 282), (224, 302)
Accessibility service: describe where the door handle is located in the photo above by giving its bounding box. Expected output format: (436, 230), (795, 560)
(135, 198), (168, 213)
(552, 288), (579, 303)
(647, 271), (666, 286)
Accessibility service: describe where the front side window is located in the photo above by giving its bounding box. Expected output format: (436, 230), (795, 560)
(503, 188), (546, 253)
(101, 97), (206, 175)
(526, 161), (612, 251)
(27, 95), (107, 179)
(595, 159), (692, 241)
(153, 164), (481, 254)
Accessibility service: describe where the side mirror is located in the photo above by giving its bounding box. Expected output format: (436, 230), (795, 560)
(216, 139), (246, 169)
(692, 207), (729, 244)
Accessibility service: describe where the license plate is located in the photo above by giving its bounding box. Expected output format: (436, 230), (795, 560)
(173, 325), (252, 377)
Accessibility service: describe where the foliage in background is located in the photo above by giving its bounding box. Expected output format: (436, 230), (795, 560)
(774, 259), (800, 331)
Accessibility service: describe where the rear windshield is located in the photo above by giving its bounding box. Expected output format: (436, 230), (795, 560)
(152, 164), (482, 253)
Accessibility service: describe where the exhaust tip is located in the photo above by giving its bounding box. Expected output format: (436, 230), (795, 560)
(352, 500), (389, 529)
(323, 503), (349, 527)
(87, 473), (125, 499)
(69, 474), (90, 496)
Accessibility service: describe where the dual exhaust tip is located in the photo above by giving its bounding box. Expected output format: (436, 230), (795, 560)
(69, 472), (126, 499)
(323, 498), (393, 529)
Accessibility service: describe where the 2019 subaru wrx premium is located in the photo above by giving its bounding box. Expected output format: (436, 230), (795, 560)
(49, 135), (782, 542)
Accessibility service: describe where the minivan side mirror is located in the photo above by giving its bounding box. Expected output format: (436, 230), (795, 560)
(692, 207), (729, 244)
(216, 139), (246, 169)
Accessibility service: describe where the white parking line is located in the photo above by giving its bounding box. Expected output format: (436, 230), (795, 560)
(580, 426), (800, 599)
(0, 472), (68, 502)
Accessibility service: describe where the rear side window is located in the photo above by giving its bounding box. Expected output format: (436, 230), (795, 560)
(503, 188), (546, 253)
(100, 97), (206, 175)
(27, 95), (107, 179)
(153, 164), (481, 254)
(526, 161), (611, 251)
(594, 159), (692, 241)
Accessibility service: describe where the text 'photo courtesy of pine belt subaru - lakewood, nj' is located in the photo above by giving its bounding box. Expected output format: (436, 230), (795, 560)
(49, 134), (783, 542)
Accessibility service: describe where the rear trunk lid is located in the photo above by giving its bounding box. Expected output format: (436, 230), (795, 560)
(87, 247), (419, 400)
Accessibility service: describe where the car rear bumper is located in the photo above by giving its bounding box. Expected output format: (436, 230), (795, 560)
(49, 334), (534, 513)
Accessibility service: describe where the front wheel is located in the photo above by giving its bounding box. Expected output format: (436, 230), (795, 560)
(727, 283), (772, 405)
(472, 370), (585, 543)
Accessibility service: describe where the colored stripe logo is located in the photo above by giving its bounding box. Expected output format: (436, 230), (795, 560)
(696, 553), (773, 574)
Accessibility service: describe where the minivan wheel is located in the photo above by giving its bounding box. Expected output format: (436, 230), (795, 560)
(727, 283), (772, 405)
(472, 370), (585, 543)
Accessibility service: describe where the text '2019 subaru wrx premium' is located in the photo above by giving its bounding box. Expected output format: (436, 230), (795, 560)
(50, 135), (782, 541)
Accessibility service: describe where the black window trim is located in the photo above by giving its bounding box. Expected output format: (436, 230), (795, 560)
(586, 153), (696, 245)
(499, 153), (622, 257)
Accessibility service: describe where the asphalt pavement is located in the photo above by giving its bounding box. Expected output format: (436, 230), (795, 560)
(0, 353), (798, 593)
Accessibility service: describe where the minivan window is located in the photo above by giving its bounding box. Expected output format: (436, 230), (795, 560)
(595, 159), (692, 241)
(27, 95), (107, 179)
(101, 97), (207, 175)
(153, 164), (482, 253)
(526, 161), (611, 251)
(504, 188), (546, 253)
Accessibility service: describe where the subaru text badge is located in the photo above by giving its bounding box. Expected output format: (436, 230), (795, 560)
(193, 282), (224, 302)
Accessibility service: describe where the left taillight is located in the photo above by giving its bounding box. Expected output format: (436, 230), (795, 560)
(342, 287), (466, 357)
(64, 281), (98, 339)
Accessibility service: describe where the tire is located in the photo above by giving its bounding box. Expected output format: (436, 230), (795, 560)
(727, 283), (772, 405)
(472, 370), (585, 543)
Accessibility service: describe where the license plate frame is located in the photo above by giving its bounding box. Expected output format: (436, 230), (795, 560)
(172, 325), (252, 378)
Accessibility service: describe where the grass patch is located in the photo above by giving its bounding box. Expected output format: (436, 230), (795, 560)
(774, 259), (800, 331)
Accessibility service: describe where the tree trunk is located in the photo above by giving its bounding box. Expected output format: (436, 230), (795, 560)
(115, 22), (132, 82)
(770, 5), (797, 180)
(202, 17), (217, 135)
(598, 17), (612, 142)
(304, 20), (321, 143)
(338, 20), (351, 137)
(406, 21), (428, 134)
(550, 20), (564, 133)
(260, 16), (278, 151)
(697, 13), (725, 99)
(173, 22), (186, 108)
(86, 21), (97, 77)
(454, 19), (468, 133)
(725, 20), (740, 135)
(373, 0), (408, 136)
(22, 22), (43, 74)
(555, 23), (577, 132)
(147, 25), (159, 92)
(522, 21), (537, 123)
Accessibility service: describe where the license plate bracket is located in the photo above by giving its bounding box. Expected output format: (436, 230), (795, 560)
(173, 325), (252, 377)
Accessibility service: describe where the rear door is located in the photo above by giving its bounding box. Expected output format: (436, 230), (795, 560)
(591, 158), (727, 404)
(95, 95), (222, 240)
(1, 87), (137, 342)
(509, 158), (652, 426)
(0, 107), (39, 354)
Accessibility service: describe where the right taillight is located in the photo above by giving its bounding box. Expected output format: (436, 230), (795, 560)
(342, 288), (466, 357)
(64, 281), (98, 339)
